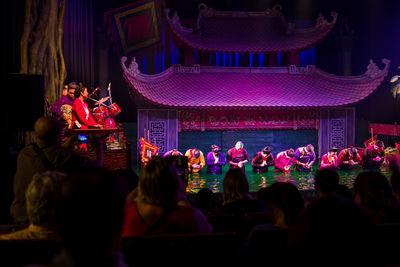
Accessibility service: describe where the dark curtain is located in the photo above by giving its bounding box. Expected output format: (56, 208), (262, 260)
(63, 0), (95, 86)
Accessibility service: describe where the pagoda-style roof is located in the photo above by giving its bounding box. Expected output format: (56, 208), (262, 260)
(166, 3), (338, 53)
(121, 57), (390, 109)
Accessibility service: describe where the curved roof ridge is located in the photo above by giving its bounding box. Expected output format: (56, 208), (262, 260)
(121, 57), (390, 109)
(312, 58), (390, 81)
(166, 4), (337, 53)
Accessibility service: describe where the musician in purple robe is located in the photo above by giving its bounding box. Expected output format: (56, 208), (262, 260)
(294, 144), (316, 172)
(206, 145), (226, 174)
(50, 82), (77, 120)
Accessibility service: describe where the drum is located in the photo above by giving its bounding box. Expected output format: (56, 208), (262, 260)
(103, 118), (116, 129)
(109, 103), (121, 118)
(92, 106), (109, 124)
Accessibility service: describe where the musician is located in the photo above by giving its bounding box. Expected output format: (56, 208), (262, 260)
(206, 145), (226, 174)
(70, 84), (103, 129)
(319, 147), (339, 170)
(338, 147), (361, 170)
(62, 84), (68, 96)
(185, 148), (205, 173)
(50, 82), (78, 126)
(274, 148), (296, 172)
(294, 144), (316, 172)
(251, 146), (274, 173)
(362, 140), (385, 169)
(227, 141), (249, 172)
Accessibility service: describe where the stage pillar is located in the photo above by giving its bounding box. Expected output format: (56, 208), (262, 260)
(137, 109), (178, 164)
(319, 107), (355, 157)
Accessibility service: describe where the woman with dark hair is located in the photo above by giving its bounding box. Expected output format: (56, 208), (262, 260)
(122, 158), (211, 237)
(218, 169), (266, 243)
(286, 196), (381, 267)
(255, 181), (304, 229)
(206, 144), (226, 174)
(70, 83), (102, 129)
(353, 171), (400, 224)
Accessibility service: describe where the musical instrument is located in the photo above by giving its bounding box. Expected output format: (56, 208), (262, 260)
(92, 106), (109, 124)
(109, 103), (121, 117)
(87, 82), (121, 127)
(88, 86), (100, 97)
(103, 118), (116, 129)
(60, 104), (73, 127)
(87, 96), (109, 105)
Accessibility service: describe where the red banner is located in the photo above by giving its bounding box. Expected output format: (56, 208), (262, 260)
(369, 123), (400, 136)
(178, 109), (319, 131)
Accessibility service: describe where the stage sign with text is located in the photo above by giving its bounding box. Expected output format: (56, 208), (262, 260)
(178, 109), (319, 132)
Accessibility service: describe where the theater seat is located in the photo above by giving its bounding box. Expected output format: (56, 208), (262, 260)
(121, 232), (238, 264)
(0, 224), (29, 235)
(246, 228), (289, 265)
(378, 223), (400, 265)
(0, 239), (62, 267)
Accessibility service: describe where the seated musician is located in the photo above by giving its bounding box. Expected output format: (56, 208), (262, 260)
(163, 149), (183, 157)
(50, 82), (78, 127)
(251, 146), (274, 173)
(319, 147), (339, 170)
(338, 147), (361, 170)
(185, 148), (205, 173)
(274, 148), (296, 172)
(70, 84), (103, 129)
(362, 140), (385, 169)
(294, 144), (316, 172)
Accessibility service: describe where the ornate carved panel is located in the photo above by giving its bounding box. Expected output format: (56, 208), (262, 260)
(330, 118), (345, 150)
(149, 121), (167, 153)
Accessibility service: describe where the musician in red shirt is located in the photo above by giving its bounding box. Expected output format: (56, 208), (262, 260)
(226, 141), (249, 172)
(70, 84), (103, 129)
(338, 147), (361, 170)
(362, 140), (385, 169)
(319, 147), (339, 170)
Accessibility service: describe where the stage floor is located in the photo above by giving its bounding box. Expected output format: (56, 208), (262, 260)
(186, 163), (392, 193)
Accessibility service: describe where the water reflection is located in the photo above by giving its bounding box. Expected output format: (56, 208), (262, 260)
(186, 165), (392, 193)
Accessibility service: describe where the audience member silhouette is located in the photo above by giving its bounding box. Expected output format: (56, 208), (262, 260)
(11, 116), (100, 224)
(50, 167), (125, 267)
(353, 171), (400, 224)
(314, 168), (340, 198)
(218, 168), (266, 243)
(193, 187), (218, 218)
(0, 171), (66, 240)
(112, 169), (139, 199)
(121, 158), (211, 237)
(390, 152), (400, 203)
(336, 183), (353, 201)
(255, 181), (304, 229)
(286, 196), (381, 267)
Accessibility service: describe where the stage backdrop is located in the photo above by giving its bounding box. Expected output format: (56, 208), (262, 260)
(178, 129), (319, 161)
(136, 107), (354, 166)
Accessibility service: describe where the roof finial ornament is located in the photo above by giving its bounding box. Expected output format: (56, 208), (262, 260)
(264, 4), (283, 16)
(121, 56), (140, 77)
(365, 58), (390, 78)
(198, 3), (208, 12)
(316, 12), (338, 28)
(198, 3), (215, 17)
